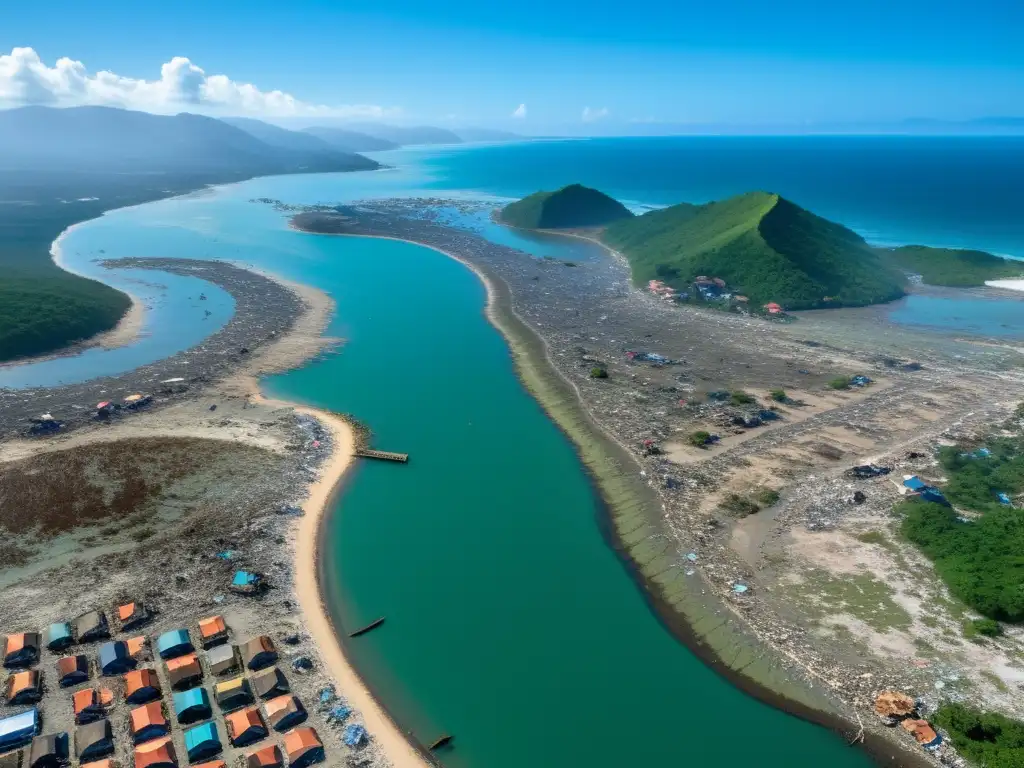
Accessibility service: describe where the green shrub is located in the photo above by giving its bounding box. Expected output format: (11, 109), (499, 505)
(688, 430), (711, 447)
(828, 377), (851, 390)
(720, 493), (760, 517)
(730, 390), (755, 405)
(934, 703), (1024, 767)
(756, 488), (780, 506)
(769, 388), (788, 402)
(964, 618), (1003, 638)
(590, 367), (608, 379)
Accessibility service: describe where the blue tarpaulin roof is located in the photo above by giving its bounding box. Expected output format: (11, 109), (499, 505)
(173, 687), (210, 717)
(0, 708), (38, 749)
(184, 722), (220, 760)
(98, 641), (131, 675)
(157, 629), (193, 659)
(46, 623), (72, 647)
(342, 724), (367, 747)
(903, 477), (927, 491)
(232, 571), (260, 587)
(998, 492), (1012, 505)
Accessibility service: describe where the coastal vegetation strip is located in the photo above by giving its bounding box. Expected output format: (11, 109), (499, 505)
(878, 245), (1024, 287)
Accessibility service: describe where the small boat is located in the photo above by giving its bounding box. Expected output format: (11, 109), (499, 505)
(428, 735), (453, 751)
(348, 617), (385, 638)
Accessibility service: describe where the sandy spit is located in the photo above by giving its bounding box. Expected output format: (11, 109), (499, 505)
(985, 279), (1024, 292)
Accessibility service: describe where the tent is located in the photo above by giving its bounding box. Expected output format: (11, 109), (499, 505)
(156, 630), (193, 661)
(130, 702), (168, 744)
(6, 670), (42, 705)
(230, 572), (262, 594)
(173, 688), (212, 725)
(264, 695), (307, 732)
(225, 708), (267, 747)
(45, 623), (74, 652)
(206, 644), (238, 677)
(28, 733), (69, 768)
(166, 654), (202, 691)
(75, 612), (109, 643)
(245, 745), (282, 768)
(125, 669), (162, 705)
(184, 723), (222, 763)
(283, 728), (324, 768)
(75, 720), (114, 762)
(0, 709), (38, 751)
(98, 641), (135, 676)
(73, 688), (112, 725)
(118, 603), (149, 632)
(250, 667), (289, 700)
(240, 637), (277, 672)
(4, 633), (41, 668)
(213, 677), (252, 713)
(133, 736), (176, 768)
(198, 617), (228, 648)
(57, 655), (90, 687)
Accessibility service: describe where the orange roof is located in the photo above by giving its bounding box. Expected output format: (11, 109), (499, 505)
(192, 762), (225, 768)
(5, 634), (27, 654)
(125, 669), (160, 697)
(901, 718), (939, 744)
(7, 670), (38, 698)
(134, 736), (176, 768)
(131, 701), (167, 733)
(263, 695), (293, 719)
(226, 708), (264, 740)
(74, 688), (99, 714)
(198, 616), (227, 639)
(127, 636), (147, 657)
(283, 727), (322, 761)
(119, 603), (137, 621)
(57, 655), (87, 678)
(245, 745), (281, 768)
(166, 653), (198, 672)
(82, 760), (114, 768)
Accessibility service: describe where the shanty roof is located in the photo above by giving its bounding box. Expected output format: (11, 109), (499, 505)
(4, 633), (40, 663)
(75, 720), (113, 758)
(124, 394), (146, 403)
(134, 736), (176, 768)
(30, 732), (68, 765)
(127, 636), (147, 658)
(213, 677), (250, 704)
(903, 476), (927, 491)
(250, 667), (288, 699)
(45, 623), (73, 650)
(264, 695), (304, 730)
(125, 669), (161, 699)
(156, 630), (193, 659)
(245, 745), (282, 768)
(6, 670), (40, 703)
(99, 641), (133, 674)
(198, 617), (227, 641)
(73, 688), (99, 715)
(206, 644), (237, 675)
(184, 723), (220, 756)
(901, 718), (941, 746)
(283, 728), (323, 763)
(119, 603), (143, 622)
(81, 760), (114, 768)
(240, 637), (277, 670)
(225, 708), (265, 744)
(57, 654), (89, 683)
(173, 687), (211, 718)
(192, 761), (225, 768)
(166, 653), (201, 678)
(75, 611), (108, 637)
(875, 691), (915, 718)
(0, 708), (38, 747)
(130, 702), (167, 735)
(232, 571), (260, 588)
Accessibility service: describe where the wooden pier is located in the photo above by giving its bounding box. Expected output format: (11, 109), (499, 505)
(354, 449), (409, 463)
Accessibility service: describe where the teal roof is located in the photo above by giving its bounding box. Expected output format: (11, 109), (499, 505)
(232, 571), (259, 587)
(157, 629), (193, 659)
(184, 722), (220, 752)
(173, 687), (210, 716)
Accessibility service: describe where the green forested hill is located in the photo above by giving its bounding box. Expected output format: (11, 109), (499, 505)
(879, 245), (1024, 287)
(499, 184), (634, 229)
(602, 191), (907, 310)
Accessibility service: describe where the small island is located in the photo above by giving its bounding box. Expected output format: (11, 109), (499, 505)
(497, 183), (634, 229)
(878, 245), (1024, 287)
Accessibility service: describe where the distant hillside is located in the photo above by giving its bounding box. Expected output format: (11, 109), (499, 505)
(603, 191), (907, 310)
(455, 128), (522, 143)
(301, 126), (399, 152)
(0, 106), (379, 174)
(220, 116), (338, 153)
(499, 184), (634, 229)
(879, 245), (1024, 287)
(345, 122), (462, 146)
(0, 106), (380, 363)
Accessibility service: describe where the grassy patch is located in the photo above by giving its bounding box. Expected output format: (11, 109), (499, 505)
(719, 493), (760, 517)
(828, 376), (851, 390)
(855, 530), (888, 546)
(963, 618), (1003, 639)
(756, 488), (780, 506)
(730, 390), (755, 406)
(688, 430), (711, 447)
(769, 388), (788, 402)
(781, 568), (912, 632)
(935, 703), (1024, 767)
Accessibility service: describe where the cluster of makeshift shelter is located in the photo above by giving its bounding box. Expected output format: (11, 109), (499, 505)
(873, 691), (942, 751)
(1, 611), (327, 768)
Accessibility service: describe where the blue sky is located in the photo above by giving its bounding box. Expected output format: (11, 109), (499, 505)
(2, 0), (1022, 133)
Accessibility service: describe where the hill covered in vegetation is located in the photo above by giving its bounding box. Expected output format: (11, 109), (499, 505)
(602, 191), (907, 310)
(878, 245), (1024, 287)
(498, 184), (634, 229)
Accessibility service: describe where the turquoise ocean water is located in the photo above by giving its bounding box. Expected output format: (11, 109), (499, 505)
(4, 137), (1024, 765)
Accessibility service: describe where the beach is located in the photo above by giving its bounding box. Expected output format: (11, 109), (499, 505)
(986, 278), (1024, 292)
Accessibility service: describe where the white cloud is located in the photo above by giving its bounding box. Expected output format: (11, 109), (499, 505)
(0, 47), (398, 118)
(511, 103), (527, 119)
(582, 106), (610, 123)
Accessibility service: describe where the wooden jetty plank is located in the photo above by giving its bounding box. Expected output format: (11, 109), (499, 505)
(354, 449), (409, 463)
